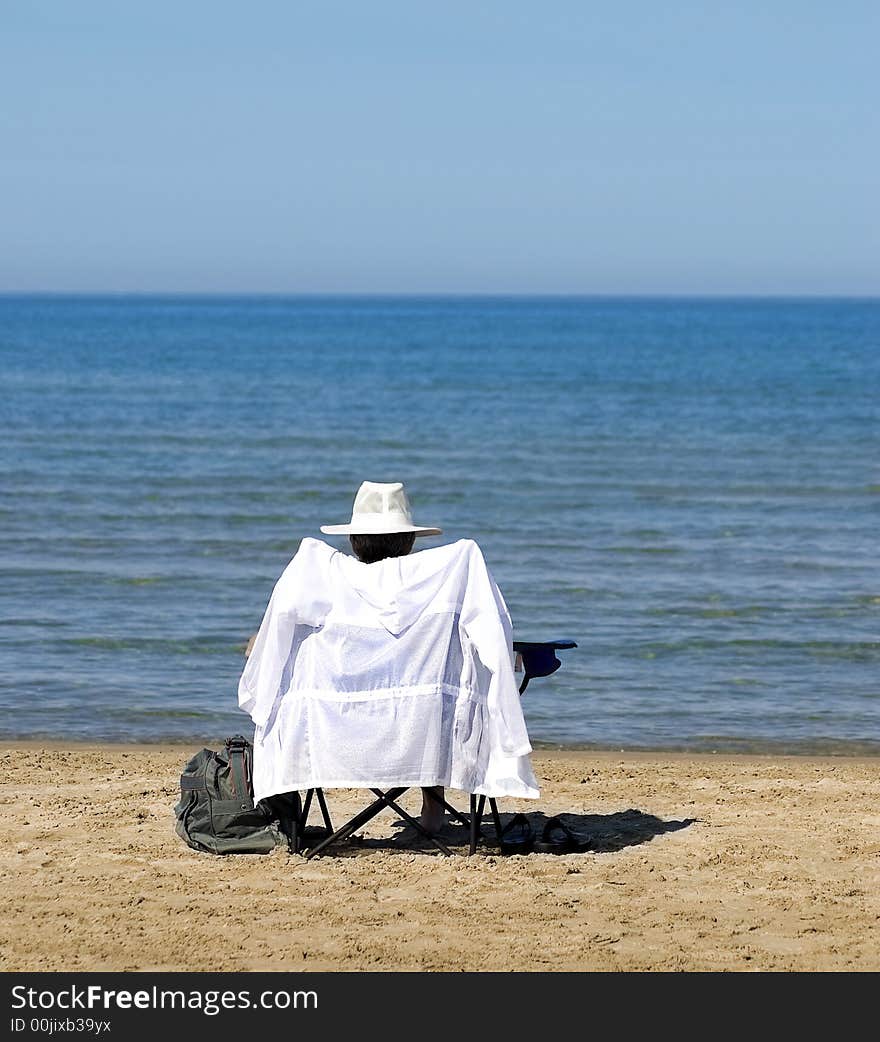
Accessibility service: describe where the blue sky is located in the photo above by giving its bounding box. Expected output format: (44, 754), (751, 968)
(2, 2), (877, 294)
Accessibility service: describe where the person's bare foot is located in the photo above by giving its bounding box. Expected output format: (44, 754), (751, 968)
(419, 786), (445, 835)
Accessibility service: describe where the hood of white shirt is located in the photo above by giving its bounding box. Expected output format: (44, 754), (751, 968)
(333, 540), (469, 635)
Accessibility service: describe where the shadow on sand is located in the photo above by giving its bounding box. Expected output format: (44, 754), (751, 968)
(303, 807), (696, 857)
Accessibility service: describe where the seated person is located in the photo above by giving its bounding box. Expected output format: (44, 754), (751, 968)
(239, 480), (538, 835)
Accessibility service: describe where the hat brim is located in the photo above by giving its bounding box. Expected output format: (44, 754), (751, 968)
(320, 523), (442, 536)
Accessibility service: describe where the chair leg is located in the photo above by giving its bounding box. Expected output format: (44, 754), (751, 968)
(469, 794), (479, 856)
(489, 797), (503, 846)
(315, 787), (334, 832)
(290, 791), (302, 854)
(297, 789), (334, 851)
(304, 787), (408, 859)
(301, 788), (314, 825)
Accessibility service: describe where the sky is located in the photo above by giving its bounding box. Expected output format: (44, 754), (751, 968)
(1, 2), (877, 295)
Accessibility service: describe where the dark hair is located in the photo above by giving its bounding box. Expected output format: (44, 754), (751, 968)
(349, 531), (416, 564)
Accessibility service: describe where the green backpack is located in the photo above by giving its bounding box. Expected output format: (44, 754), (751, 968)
(174, 735), (293, 855)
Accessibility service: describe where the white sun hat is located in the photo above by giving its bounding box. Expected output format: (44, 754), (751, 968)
(320, 481), (442, 537)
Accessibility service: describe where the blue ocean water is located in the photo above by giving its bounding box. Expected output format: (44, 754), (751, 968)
(1, 295), (879, 753)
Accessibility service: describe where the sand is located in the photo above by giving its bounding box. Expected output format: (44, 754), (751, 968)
(1, 742), (879, 972)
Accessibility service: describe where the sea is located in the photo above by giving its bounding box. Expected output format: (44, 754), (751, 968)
(2, 295), (879, 754)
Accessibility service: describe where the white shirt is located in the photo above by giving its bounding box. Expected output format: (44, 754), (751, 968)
(239, 538), (539, 802)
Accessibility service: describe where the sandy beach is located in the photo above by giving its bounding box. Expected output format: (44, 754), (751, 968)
(1, 742), (878, 972)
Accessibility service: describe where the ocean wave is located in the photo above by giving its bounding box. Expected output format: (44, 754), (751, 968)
(65, 636), (246, 654)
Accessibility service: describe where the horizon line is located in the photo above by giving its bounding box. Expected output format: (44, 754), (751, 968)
(1, 290), (878, 301)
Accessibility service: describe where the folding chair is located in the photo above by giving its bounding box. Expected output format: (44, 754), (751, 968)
(288, 639), (577, 858)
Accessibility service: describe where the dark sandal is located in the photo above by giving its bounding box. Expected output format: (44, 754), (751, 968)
(499, 812), (534, 854)
(533, 815), (580, 854)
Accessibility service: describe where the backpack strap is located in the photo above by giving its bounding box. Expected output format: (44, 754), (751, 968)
(225, 737), (251, 802)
